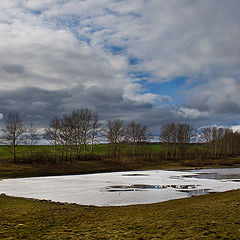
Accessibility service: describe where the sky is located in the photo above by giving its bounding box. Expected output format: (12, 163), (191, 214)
(0, 0), (240, 133)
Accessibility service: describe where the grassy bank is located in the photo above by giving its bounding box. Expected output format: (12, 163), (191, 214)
(1, 156), (240, 179)
(0, 190), (240, 239)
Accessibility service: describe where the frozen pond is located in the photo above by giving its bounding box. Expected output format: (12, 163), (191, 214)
(1, 168), (240, 206)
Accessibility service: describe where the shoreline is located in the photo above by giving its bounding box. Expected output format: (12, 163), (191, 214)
(1, 158), (240, 179)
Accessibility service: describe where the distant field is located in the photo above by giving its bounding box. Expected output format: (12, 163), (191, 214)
(0, 143), (205, 161)
(1, 143), (240, 180)
(0, 190), (239, 239)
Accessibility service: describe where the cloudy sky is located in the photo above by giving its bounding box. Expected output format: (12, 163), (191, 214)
(0, 0), (240, 132)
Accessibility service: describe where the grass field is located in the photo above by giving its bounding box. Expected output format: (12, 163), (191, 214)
(0, 143), (206, 161)
(0, 190), (239, 239)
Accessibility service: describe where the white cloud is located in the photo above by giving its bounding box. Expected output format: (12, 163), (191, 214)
(0, 0), (240, 128)
(1, 1), (240, 89)
(232, 125), (240, 133)
(178, 107), (209, 120)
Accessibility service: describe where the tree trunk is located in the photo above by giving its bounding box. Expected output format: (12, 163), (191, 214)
(84, 144), (87, 158)
(13, 145), (16, 163)
(54, 144), (56, 161)
(90, 144), (93, 157)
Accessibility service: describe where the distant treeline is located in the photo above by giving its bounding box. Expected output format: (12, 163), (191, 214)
(1, 109), (240, 164)
(159, 122), (240, 160)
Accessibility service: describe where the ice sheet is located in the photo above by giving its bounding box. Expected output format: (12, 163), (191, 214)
(0, 168), (240, 206)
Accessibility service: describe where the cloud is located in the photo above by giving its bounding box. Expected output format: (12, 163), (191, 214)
(0, 86), (155, 126)
(213, 101), (240, 115)
(0, 0), (240, 131)
(178, 107), (209, 120)
(2, 64), (25, 74)
(45, 0), (240, 82)
(232, 125), (240, 132)
(184, 77), (240, 116)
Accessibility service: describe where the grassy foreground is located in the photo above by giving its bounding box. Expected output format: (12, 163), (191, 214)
(0, 190), (240, 239)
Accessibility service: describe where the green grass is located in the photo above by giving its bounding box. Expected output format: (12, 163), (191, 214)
(0, 145), (52, 161)
(0, 144), (161, 159)
(0, 190), (240, 239)
(0, 143), (205, 161)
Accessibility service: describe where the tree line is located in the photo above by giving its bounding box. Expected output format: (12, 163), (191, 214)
(159, 122), (240, 161)
(1, 110), (240, 164)
(0, 110), (151, 163)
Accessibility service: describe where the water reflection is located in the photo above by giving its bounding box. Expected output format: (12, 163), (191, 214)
(177, 188), (212, 196)
(103, 183), (210, 197)
(187, 168), (240, 180)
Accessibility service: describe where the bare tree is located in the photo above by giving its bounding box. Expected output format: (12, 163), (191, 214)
(59, 114), (75, 162)
(125, 121), (142, 157)
(159, 122), (177, 158)
(46, 109), (100, 162)
(211, 127), (224, 157)
(220, 128), (240, 157)
(200, 127), (212, 143)
(139, 125), (152, 156)
(104, 119), (125, 160)
(1, 112), (25, 163)
(200, 127), (212, 148)
(70, 108), (94, 158)
(125, 121), (151, 157)
(79, 109), (93, 158)
(25, 122), (40, 160)
(45, 116), (61, 161)
(200, 126), (225, 157)
(177, 123), (194, 145)
(71, 109), (83, 159)
(176, 123), (194, 156)
(89, 113), (101, 157)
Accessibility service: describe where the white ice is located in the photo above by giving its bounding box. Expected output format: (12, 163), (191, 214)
(0, 168), (240, 206)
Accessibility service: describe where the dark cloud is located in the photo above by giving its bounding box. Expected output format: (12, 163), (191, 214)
(213, 101), (240, 114)
(0, 87), (69, 125)
(184, 94), (210, 112)
(0, 84), (239, 132)
(2, 64), (25, 74)
(0, 85), (154, 126)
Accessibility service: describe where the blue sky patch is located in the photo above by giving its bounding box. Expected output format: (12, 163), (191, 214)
(105, 45), (126, 55)
(128, 57), (139, 65)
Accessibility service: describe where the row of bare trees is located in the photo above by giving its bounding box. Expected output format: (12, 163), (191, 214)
(45, 109), (100, 162)
(159, 122), (240, 160)
(1, 111), (240, 163)
(159, 122), (196, 159)
(104, 119), (152, 160)
(200, 126), (240, 157)
(46, 112), (151, 162)
(0, 113), (39, 163)
(0, 110), (152, 163)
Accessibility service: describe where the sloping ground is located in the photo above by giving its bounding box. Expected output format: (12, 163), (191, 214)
(1, 157), (240, 179)
(0, 190), (239, 239)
